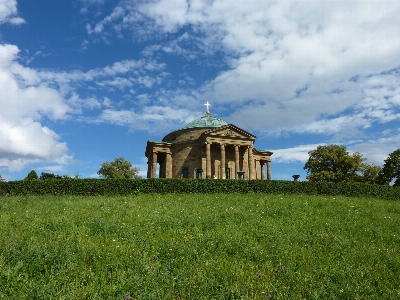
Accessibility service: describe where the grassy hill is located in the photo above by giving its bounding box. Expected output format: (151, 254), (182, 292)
(1, 194), (399, 299)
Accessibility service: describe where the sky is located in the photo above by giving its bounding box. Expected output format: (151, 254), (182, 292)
(1, 0), (400, 181)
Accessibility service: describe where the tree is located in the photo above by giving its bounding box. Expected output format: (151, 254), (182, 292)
(97, 157), (140, 179)
(39, 172), (63, 180)
(24, 170), (39, 180)
(358, 164), (382, 184)
(304, 144), (370, 183)
(379, 149), (400, 186)
(0, 174), (4, 182)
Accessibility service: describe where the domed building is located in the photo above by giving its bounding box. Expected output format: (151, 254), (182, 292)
(145, 103), (273, 179)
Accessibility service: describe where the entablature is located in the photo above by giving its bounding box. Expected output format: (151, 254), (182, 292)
(145, 140), (172, 157)
(253, 148), (273, 161)
(205, 137), (253, 146)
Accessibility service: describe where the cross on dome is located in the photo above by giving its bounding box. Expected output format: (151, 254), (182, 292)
(204, 101), (211, 114)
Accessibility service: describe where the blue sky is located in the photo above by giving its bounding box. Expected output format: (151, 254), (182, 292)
(1, 0), (400, 181)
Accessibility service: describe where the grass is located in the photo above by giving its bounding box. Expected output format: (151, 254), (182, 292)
(0, 193), (399, 299)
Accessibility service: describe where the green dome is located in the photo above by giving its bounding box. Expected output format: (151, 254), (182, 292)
(182, 114), (228, 129)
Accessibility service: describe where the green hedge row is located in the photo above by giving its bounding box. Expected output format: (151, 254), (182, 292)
(1, 179), (399, 199)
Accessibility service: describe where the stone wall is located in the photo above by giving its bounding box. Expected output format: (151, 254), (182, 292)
(171, 141), (203, 178)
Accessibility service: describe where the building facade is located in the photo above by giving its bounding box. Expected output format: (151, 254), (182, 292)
(145, 108), (273, 180)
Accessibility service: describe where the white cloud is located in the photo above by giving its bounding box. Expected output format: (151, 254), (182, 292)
(351, 132), (400, 166)
(0, 0), (25, 25)
(37, 165), (67, 174)
(141, 105), (195, 124)
(96, 77), (133, 90)
(0, 118), (73, 171)
(0, 42), (176, 172)
(68, 93), (103, 112)
(0, 44), (72, 171)
(80, 39), (89, 51)
(102, 97), (113, 108)
(38, 59), (165, 89)
(85, 105), (199, 134)
(8, 15), (23, 24)
(271, 132), (400, 167)
(96, 109), (137, 126)
(271, 144), (326, 163)
(80, 0), (106, 15)
(86, 5), (125, 34)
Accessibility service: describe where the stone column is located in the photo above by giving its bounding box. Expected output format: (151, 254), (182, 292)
(147, 160), (151, 178)
(234, 145), (240, 179)
(267, 161), (272, 180)
(243, 147), (249, 179)
(255, 159), (261, 179)
(220, 143), (226, 179)
(206, 142), (211, 179)
(261, 161), (265, 180)
(166, 152), (172, 178)
(159, 156), (165, 178)
(152, 151), (157, 178)
(248, 146), (254, 179)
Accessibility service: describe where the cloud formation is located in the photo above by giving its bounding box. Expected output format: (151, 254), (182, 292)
(0, 44), (72, 171)
(0, 43), (185, 171)
(270, 144), (326, 164)
(86, 0), (400, 139)
(0, 0), (25, 24)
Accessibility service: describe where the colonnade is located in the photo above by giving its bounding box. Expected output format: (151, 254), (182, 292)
(205, 142), (271, 180)
(147, 143), (271, 180)
(258, 160), (272, 180)
(147, 151), (172, 179)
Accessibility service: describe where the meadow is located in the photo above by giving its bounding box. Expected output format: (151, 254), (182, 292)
(0, 193), (399, 299)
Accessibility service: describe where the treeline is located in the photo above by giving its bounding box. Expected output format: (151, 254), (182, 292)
(19, 157), (140, 181)
(304, 145), (400, 186)
(24, 170), (78, 180)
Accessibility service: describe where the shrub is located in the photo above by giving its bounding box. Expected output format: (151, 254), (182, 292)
(1, 179), (399, 200)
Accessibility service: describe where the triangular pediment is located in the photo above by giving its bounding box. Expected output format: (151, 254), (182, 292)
(202, 124), (256, 139)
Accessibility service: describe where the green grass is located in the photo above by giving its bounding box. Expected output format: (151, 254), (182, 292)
(0, 194), (399, 299)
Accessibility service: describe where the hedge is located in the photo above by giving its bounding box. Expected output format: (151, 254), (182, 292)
(0, 179), (399, 200)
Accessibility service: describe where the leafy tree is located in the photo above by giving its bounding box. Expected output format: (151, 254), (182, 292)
(97, 157), (140, 179)
(379, 149), (400, 186)
(39, 172), (63, 180)
(304, 144), (369, 183)
(24, 170), (39, 180)
(0, 174), (4, 182)
(358, 164), (382, 184)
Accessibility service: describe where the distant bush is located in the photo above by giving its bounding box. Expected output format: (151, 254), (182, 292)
(24, 170), (39, 180)
(1, 179), (399, 200)
(39, 172), (63, 180)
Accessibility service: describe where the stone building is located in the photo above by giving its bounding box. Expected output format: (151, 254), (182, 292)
(145, 104), (273, 179)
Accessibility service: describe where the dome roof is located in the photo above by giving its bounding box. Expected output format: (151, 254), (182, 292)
(182, 114), (228, 129)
